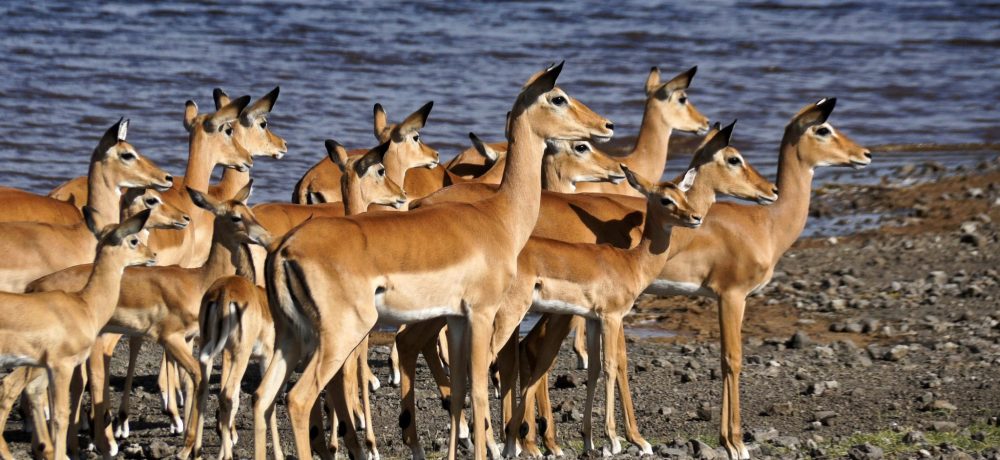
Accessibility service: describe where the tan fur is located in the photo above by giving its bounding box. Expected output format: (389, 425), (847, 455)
(0, 211), (154, 460)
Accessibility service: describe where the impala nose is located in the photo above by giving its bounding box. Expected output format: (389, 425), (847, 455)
(605, 122), (615, 131)
(772, 186), (779, 195)
(182, 215), (191, 222)
(164, 175), (173, 184)
(863, 151), (872, 160)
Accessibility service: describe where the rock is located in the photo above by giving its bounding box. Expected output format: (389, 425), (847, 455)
(961, 233), (984, 247)
(748, 427), (779, 443)
(884, 345), (908, 361)
(553, 374), (577, 389)
(764, 401), (794, 416)
(658, 446), (689, 458)
(923, 400), (958, 411)
(845, 322), (865, 333)
(146, 440), (174, 459)
(861, 318), (881, 333)
(929, 421), (958, 432)
(929, 271), (949, 285)
(772, 436), (801, 449)
(697, 403), (718, 422)
(812, 410), (838, 425)
(658, 406), (674, 416)
(788, 330), (811, 349)
(903, 430), (926, 444)
(848, 443), (885, 460)
(688, 439), (718, 460)
(122, 443), (143, 459)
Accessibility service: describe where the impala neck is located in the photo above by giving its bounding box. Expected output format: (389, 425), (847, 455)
(86, 162), (123, 230)
(215, 168), (250, 200)
(383, 148), (409, 191)
(540, 156), (574, 193)
(79, 250), (128, 330)
(341, 175), (368, 216)
(197, 220), (243, 288)
(629, 203), (676, 289)
(769, 131), (813, 259)
(625, 101), (673, 180)
(184, 129), (216, 192)
(493, 112), (544, 250)
(234, 243), (256, 283)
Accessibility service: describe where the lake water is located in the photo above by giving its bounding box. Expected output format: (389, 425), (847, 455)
(1, 1), (997, 236)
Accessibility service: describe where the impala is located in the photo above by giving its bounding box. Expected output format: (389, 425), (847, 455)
(0, 210), (153, 460)
(0, 119), (173, 292)
(254, 63), (613, 460)
(520, 99), (869, 459)
(293, 102), (439, 204)
(183, 140), (405, 460)
(26, 182), (270, 457)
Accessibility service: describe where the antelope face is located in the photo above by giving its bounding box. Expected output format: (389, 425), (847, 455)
(184, 96), (255, 173)
(623, 166), (703, 230)
(792, 98), (872, 170)
(647, 66), (710, 135)
(357, 161), (408, 209)
(712, 146), (778, 205)
(93, 209), (157, 267)
(95, 119), (174, 191)
(237, 87), (288, 159)
(224, 202), (273, 247)
(519, 63), (615, 143)
(386, 101), (440, 170)
(544, 140), (626, 188)
(337, 141), (408, 210)
(124, 189), (191, 230)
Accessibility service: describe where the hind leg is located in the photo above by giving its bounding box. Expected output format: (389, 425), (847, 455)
(115, 335), (141, 439)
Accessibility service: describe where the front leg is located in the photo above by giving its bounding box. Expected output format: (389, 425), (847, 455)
(615, 324), (652, 454)
(600, 316), (623, 455)
(719, 291), (749, 460)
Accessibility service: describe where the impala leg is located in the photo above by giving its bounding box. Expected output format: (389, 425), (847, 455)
(178, 356), (211, 460)
(536, 372), (562, 457)
(719, 292), (749, 460)
(287, 320), (371, 460)
(526, 314), (575, 457)
(163, 335), (201, 458)
(218, 346), (253, 460)
(162, 355), (183, 434)
(389, 335), (401, 387)
(437, 327), (451, 374)
(115, 335), (141, 439)
(258, 357), (283, 460)
(310, 395), (335, 460)
(157, 351), (170, 412)
(86, 338), (117, 457)
(25, 369), (52, 460)
(600, 316), (623, 455)
(254, 339), (298, 460)
(470, 308), (503, 460)
(358, 338), (380, 459)
(506, 315), (569, 458)
(444, 316), (469, 460)
(0, 368), (33, 460)
(46, 362), (74, 460)
(615, 324), (651, 454)
(327, 351), (362, 459)
(397, 318), (446, 459)
(570, 316), (588, 370)
(582, 318), (601, 454)
(495, 334), (517, 444)
(66, 366), (86, 458)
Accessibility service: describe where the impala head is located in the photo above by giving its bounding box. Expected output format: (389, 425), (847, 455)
(183, 95), (254, 172)
(373, 102), (440, 170)
(624, 165), (703, 229)
(187, 182), (271, 247)
(84, 208), (157, 267)
(92, 118), (174, 191)
(644, 66), (710, 134)
(514, 62), (615, 143)
(690, 120), (778, 205)
(787, 98), (871, 169)
(543, 139), (626, 188)
(214, 87), (288, 160)
(330, 139), (408, 209)
(121, 188), (191, 230)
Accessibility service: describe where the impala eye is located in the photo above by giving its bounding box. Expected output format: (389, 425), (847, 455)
(678, 96), (688, 105)
(231, 215), (243, 223)
(120, 152), (136, 161)
(260, 120), (268, 129)
(727, 157), (742, 166)
(144, 198), (159, 206)
(224, 126), (233, 136)
(660, 197), (676, 207)
(574, 144), (590, 153)
(413, 134), (420, 143)
(129, 238), (139, 247)
(377, 167), (386, 177)
(552, 96), (567, 106)
(816, 127), (831, 136)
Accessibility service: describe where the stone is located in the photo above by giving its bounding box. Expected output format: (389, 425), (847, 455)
(884, 345), (908, 361)
(788, 330), (811, 349)
(848, 443), (884, 460)
(923, 400), (958, 411)
(688, 439), (718, 460)
(772, 436), (801, 449)
(929, 421), (958, 432)
(903, 430), (926, 444)
(146, 440), (175, 459)
(553, 374), (577, 389)
(812, 410), (838, 425)
(748, 427), (779, 443)
(697, 403), (718, 422)
(765, 401), (794, 416)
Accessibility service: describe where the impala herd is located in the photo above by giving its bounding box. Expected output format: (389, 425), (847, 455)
(0, 62), (871, 460)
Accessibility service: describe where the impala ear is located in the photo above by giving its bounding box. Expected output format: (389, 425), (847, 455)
(95, 118), (125, 158)
(469, 132), (500, 162)
(665, 65), (697, 92)
(242, 86), (280, 123)
(373, 103), (389, 141)
(187, 187), (222, 213)
(213, 88), (230, 111)
(117, 118), (129, 142)
(183, 100), (198, 132)
(355, 141), (391, 177)
(678, 168), (698, 192)
(204, 95), (252, 132)
(698, 119), (736, 162)
(395, 101), (433, 137)
(794, 97), (837, 129)
(622, 165), (652, 195)
(644, 66), (661, 96)
(233, 179), (253, 204)
(523, 61), (563, 94)
(110, 209), (152, 245)
(325, 140), (350, 173)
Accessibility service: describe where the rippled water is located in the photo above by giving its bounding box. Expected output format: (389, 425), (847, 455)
(1, 1), (998, 213)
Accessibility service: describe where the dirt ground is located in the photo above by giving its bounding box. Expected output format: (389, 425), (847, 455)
(3, 158), (1000, 459)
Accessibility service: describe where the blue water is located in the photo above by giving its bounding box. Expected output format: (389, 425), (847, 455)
(1, 1), (997, 211)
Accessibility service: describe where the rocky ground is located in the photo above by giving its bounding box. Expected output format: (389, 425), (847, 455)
(3, 157), (999, 459)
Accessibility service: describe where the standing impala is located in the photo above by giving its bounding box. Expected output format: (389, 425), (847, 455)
(0, 119), (173, 292)
(183, 140), (406, 460)
(293, 102), (439, 204)
(254, 63), (614, 460)
(0, 210), (154, 460)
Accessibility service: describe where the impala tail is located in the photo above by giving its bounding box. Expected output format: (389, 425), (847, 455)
(264, 246), (316, 346)
(198, 285), (245, 364)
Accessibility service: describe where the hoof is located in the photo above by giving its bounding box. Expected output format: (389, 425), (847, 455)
(576, 355), (588, 370)
(610, 437), (622, 454)
(369, 376), (381, 392)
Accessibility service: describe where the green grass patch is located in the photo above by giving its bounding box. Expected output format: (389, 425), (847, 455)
(824, 423), (1000, 458)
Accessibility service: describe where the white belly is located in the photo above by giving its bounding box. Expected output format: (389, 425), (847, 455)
(643, 279), (716, 299)
(374, 291), (461, 326)
(530, 290), (593, 318)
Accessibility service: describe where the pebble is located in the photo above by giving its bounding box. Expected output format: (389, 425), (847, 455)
(812, 410), (838, 425)
(848, 443), (885, 460)
(553, 374), (578, 389)
(145, 440), (174, 459)
(788, 330), (811, 349)
(884, 345), (909, 361)
(929, 421), (958, 432)
(922, 400), (958, 411)
(771, 436), (801, 449)
(903, 430), (926, 444)
(765, 401), (794, 416)
(688, 439), (718, 460)
(748, 427), (779, 443)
